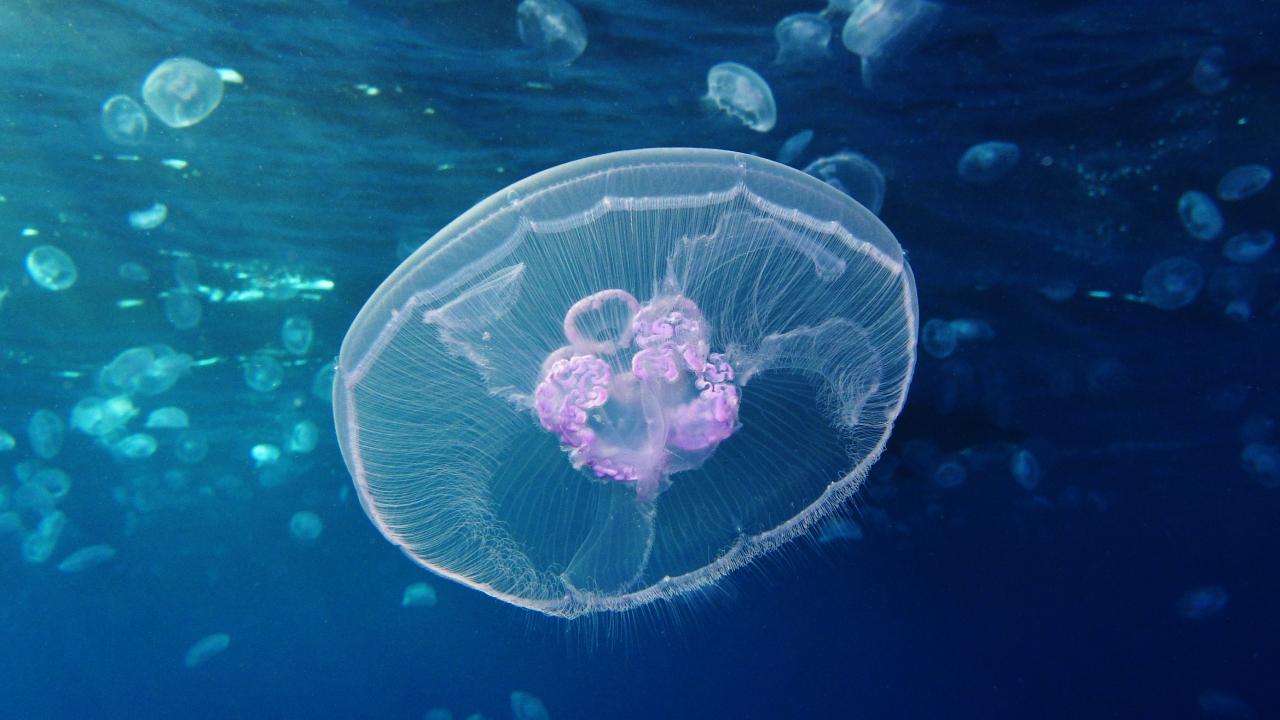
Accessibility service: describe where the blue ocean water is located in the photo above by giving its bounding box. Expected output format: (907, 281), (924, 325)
(1, 0), (1278, 718)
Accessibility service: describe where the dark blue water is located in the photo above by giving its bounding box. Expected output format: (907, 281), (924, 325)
(1, 0), (1277, 718)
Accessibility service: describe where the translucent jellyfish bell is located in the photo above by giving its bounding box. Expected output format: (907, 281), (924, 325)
(774, 13), (832, 67)
(841, 0), (940, 60)
(804, 150), (886, 214)
(334, 148), (918, 617)
(957, 141), (1020, 185)
(516, 0), (588, 67)
(100, 95), (148, 146)
(142, 57), (225, 129)
(705, 63), (777, 133)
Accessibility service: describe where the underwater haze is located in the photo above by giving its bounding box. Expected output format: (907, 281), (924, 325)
(1, 0), (1278, 718)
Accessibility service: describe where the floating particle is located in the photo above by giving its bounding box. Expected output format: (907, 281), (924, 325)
(1177, 191), (1223, 241)
(128, 203), (168, 230)
(1141, 257), (1203, 310)
(183, 633), (231, 668)
(288, 511), (323, 542)
(402, 581), (439, 607)
(705, 62), (776, 132)
(776, 129), (814, 166)
(101, 95), (148, 146)
(1216, 164), (1271, 202)
(516, 0), (587, 66)
(143, 58), (225, 128)
(57, 544), (118, 573)
(957, 141), (1020, 184)
(25, 245), (78, 291)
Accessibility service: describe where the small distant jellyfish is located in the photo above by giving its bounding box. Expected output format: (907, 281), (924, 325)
(145, 406), (190, 429)
(288, 420), (318, 454)
(289, 511), (324, 542)
(949, 318), (994, 342)
(705, 62), (777, 133)
(957, 141), (1020, 184)
(803, 150), (886, 214)
(312, 361), (337, 404)
(841, 0), (941, 57)
(774, 13), (832, 67)
(1010, 448), (1040, 491)
(281, 315), (315, 355)
(920, 318), (957, 359)
(1141, 257), (1203, 310)
(0, 428), (15, 452)
(244, 353), (284, 392)
(516, 0), (588, 67)
(1222, 231), (1274, 264)
(1189, 46), (1230, 96)
(1177, 191), (1223, 241)
(129, 203), (168, 230)
(118, 262), (151, 283)
(402, 581), (439, 607)
(101, 95), (148, 146)
(776, 129), (814, 166)
(28, 409), (65, 460)
(1176, 585), (1229, 619)
(21, 511), (67, 564)
(251, 443), (281, 467)
(1216, 164), (1272, 202)
(510, 692), (550, 720)
(174, 430), (209, 464)
(57, 544), (117, 573)
(931, 459), (966, 488)
(31, 468), (72, 500)
(116, 433), (158, 459)
(1241, 443), (1279, 488)
(142, 58), (225, 129)
(183, 633), (231, 668)
(164, 290), (203, 330)
(173, 256), (199, 290)
(25, 245), (78, 291)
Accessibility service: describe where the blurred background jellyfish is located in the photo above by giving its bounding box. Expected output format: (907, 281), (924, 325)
(100, 95), (148, 145)
(840, 0), (941, 87)
(142, 57), (225, 128)
(516, 0), (588, 67)
(774, 13), (832, 67)
(705, 62), (777, 133)
(957, 141), (1020, 185)
(334, 148), (917, 617)
(804, 150), (886, 214)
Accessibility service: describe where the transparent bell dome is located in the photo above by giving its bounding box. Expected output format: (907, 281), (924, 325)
(334, 148), (917, 618)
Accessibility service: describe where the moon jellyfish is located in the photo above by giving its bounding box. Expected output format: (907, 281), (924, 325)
(116, 433), (158, 459)
(1177, 191), (1223, 241)
(25, 245), (78, 291)
(1216, 164), (1272, 202)
(288, 421), (319, 454)
(164, 290), (202, 330)
(516, 0), (588, 67)
(101, 95), (148, 146)
(402, 581), (439, 607)
(244, 353), (284, 392)
(776, 129), (814, 166)
(957, 141), (1020, 185)
(282, 315), (315, 355)
(774, 13), (832, 67)
(705, 63), (777, 133)
(1223, 231), (1275, 264)
(1190, 46), (1230, 96)
(28, 409), (64, 460)
(145, 406), (190, 429)
(183, 633), (230, 668)
(0, 429), (14, 452)
(288, 511), (324, 542)
(841, 0), (940, 85)
(920, 318), (956, 359)
(803, 150), (886, 214)
(174, 430), (209, 464)
(118, 262), (151, 283)
(1241, 443), (1279, 488)
(142, 58), (225, 129)
(1176, 585), (1229, 619)
(1142, 257), (1203, 310)
(334, 148), (918, 617)
(510, 692), (550, 720)
(57, 544), (117, 573)
(129, 203), (168, 230)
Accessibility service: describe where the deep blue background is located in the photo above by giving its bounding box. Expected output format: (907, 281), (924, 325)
(0, 0), (1277, 718)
